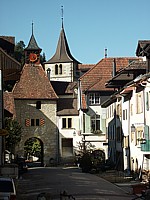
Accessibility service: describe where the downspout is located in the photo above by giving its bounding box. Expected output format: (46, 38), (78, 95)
(114, 103), (117, 167)
(78, 79), (82, 132)
(128, 98), (131, 174)
(140, 85), (146, 180)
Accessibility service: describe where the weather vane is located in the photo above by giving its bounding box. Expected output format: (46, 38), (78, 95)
(61, 6), (64, 28)
(32, 20), (34, 35)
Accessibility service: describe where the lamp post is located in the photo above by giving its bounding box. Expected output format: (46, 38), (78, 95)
(46, 68), (51, 81)
(131, 124), (135, 133)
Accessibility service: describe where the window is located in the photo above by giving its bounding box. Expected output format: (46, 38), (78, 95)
(31, 119), (35, 126)
(136, 130), (144, 146)
(146, 92), (149, 111)
(59, 64), (62, 74)
(36, 101), (41, 109)
(116, 104), (122, 117)
(89, 93), (100, 105)
(123, 136), (129, 148)
(136, 93), (143, 114)
(91, 115), (100, 132)
(55, 64), (58, 75)
(123, 109), (127, 120)
(36, 119), (40, 126)
(25, 118), (45, 126)
(62, 118), (72, 129)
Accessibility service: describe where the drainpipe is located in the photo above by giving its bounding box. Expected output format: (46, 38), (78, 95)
(140, 85), (146, 180)
(128, 99), (131, 174)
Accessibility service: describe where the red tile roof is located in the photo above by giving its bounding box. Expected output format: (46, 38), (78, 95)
(80, 57), (140, 110)
(4, 91), (16, 117)
(78, 64), (94, 70)
(80, 57), (139, 92)
(13, 64), (58, 99)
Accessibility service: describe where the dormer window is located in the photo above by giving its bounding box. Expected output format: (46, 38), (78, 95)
(89, 93), (100, 105)
(55, 64), (58, 75)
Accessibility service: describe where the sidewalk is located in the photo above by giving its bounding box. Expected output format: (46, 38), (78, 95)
(95, 170), (148, 196)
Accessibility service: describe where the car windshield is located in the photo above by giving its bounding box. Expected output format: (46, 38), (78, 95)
(0, 180), (14, 192)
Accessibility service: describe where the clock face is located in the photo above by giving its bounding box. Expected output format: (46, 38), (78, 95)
(29, 53), (37, 62)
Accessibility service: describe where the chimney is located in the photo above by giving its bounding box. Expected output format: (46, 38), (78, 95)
(112, 58), (116, 77)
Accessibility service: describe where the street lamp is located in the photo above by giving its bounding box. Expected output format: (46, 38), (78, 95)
(131, 124), (135, 132)
(46, 68), (51, 81)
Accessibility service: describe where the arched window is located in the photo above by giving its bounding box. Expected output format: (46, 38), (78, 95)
(59, 64), (62, 74)
(55, 64), (58, 75)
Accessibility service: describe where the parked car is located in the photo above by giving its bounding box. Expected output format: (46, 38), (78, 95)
(0, 177), (16, 199)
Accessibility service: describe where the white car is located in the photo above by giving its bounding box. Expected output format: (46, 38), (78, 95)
(0, 177), (16, 200)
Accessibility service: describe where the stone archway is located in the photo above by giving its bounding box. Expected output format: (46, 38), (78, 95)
(24, 137), (44, 167)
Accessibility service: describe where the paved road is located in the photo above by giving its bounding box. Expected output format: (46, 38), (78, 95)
(16, 166), (135, 200)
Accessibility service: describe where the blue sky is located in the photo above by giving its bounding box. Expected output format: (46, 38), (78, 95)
(1, 0), (150, 64)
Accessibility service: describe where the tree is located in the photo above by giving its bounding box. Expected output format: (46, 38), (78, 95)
(40, 52), (46, 64)
(24, 138), (41, 160)
(13, 41), (25, 66)
(4, 117), (22, 154)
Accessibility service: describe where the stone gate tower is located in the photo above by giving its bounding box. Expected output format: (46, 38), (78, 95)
(13, 26), (59, 165)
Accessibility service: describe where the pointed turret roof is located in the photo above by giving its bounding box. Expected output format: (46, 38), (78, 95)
(25, 34), (41, 50)
(25, 23), (42, 51)
(25, 34), (42, 51)
(46, 24), (80, 64)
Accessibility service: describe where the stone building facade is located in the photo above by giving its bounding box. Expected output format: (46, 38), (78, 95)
(12, 30), (59, 165)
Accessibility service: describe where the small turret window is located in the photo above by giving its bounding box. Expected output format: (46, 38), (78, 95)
(59, 64), (62, 74)
(55, 64), (58, 75)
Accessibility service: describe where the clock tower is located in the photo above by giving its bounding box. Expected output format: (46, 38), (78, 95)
(24, 22), (42, 64)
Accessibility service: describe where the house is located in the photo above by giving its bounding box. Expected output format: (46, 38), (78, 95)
(0, 37), (22, 166)
(44, 20), (96, 163)
(101, 42), (150, 173)
(79, 57), (142, 163)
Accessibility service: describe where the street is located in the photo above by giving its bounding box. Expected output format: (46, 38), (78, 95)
(16, 166), (135, 200)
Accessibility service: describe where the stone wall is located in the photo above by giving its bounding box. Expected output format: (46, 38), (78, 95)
(14, 99), (58, 166)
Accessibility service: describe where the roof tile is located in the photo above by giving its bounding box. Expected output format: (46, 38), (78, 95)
(13, 64), (58, 99)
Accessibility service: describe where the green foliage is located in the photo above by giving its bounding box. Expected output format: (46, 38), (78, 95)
(40, 52), (46, 65)
(14, 40), (25, 66)
(80, 153), (92, 172)
(4, 117), (22, 153)
(24, 138), (41, 158)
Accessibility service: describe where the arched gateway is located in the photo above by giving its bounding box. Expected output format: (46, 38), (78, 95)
(24, 137), (44, 166)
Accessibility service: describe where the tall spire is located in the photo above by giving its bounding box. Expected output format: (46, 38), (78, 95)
(45, 6), (80, 64)
(61, 6), (64, 28)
